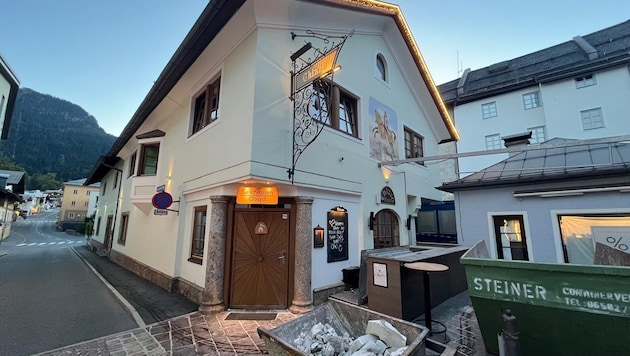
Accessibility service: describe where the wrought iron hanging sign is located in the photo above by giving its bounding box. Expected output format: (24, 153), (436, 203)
(287, 30), (354, 183)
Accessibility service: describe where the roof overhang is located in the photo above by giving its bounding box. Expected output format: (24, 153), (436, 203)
(0, 54), (21, 140)
(98, 0), (458, 169)
(85, 156), (121, 185)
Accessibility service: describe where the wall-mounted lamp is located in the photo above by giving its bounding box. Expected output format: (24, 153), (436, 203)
(313, 225), (325, 248)
(332, 206), (347, 212)
(369, 211), (375, 230)
(290, 42), (313, 62)
(381, 165), (391, 183)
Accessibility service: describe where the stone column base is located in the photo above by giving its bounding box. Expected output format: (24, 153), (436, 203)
(198, 303), (225, 315)
(289, 302), (314, 314)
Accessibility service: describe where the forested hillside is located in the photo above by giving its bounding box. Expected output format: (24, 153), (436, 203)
(0, 88), (117, 188)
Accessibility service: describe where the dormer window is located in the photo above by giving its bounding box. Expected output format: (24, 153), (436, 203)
(376, 54), (387, 82)
(575, 74), (596, 89)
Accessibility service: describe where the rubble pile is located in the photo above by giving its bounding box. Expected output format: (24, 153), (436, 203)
(292, 320), (409, 356)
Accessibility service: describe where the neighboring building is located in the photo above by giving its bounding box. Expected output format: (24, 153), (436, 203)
(0, 53), (19, 139)
(85, 0), (458, 313)
(0, 169), (25, 194)
(19, 189), (46, 215)
(440, 135), (630, 265)
(438, 19), (630, 177)
(0, 173), (21, 240)
(59, 178), (100, 231)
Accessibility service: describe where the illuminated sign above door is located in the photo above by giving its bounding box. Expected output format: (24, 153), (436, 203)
(236, 186), (279, 205)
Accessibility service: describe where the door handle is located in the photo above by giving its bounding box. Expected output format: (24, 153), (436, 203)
(278, 252), (286, 265)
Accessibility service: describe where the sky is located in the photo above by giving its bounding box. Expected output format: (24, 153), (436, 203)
(1, 1), (629, 137)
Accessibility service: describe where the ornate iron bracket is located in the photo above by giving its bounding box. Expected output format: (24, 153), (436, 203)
(288, 30), (353, 184)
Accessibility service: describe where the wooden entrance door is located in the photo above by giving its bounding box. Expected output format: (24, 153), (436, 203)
(230, 211), (290, 309)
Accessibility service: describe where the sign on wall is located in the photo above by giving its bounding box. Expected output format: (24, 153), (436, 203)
(327, 209), (349, 263)
(236, 186), (279, 205)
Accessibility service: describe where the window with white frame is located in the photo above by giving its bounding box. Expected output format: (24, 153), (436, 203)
(128, 152), (136, 178)
(84, 202), (89, 208)
(481, 101), (497, 119)
(493, 215), (529, 261)
(138, 143), (159, 175)
(71, 201), (76, 206)
(309, 80), (358, 137)
(73, 189), (78, 195)
(485, 134), (501, 150)
(575, 74), (596, 89)
(580, 108), (604, 130)
(191, 76), (220, 135)
(376, 54), (387, 82)
(522, 91), (542, 110)
(558, 214), (630, 265)
(528, 126), (546, 144)
(68, 212), (75, 219)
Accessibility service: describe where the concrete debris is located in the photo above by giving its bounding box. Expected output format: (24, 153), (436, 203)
(365, 320), (407, 348)
(291, 321), (409, 356)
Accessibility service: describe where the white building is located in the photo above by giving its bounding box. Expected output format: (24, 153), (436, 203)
(0, 53), (19, 140)
(85, 0), (458, 313)
(438, 19), (630, 177)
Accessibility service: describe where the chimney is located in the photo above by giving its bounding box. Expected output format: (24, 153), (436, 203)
(503, 132), (532, 156)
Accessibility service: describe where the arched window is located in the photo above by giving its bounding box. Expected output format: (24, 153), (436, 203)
(373, 209), (399, 248)
(376, 54), (387, 82)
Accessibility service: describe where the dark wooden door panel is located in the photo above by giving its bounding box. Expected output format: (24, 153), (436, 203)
(230, 211), (289, 309)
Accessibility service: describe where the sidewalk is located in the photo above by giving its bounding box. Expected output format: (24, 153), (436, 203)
(37, 245), (486, 355)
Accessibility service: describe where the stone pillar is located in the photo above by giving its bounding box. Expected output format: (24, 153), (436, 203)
(199, 195), (229, 314)
(290, 196), (314, 314)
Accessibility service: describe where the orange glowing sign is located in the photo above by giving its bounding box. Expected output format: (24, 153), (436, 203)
(294, 48), (339, 92)
(236, 186), (279, 205)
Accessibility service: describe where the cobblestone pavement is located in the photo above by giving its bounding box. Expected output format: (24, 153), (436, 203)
(36, 311), (297, 356)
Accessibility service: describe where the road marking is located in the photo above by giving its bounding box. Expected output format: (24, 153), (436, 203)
(14, 241), (83, 247)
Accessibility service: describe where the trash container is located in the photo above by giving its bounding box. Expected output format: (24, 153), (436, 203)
(342, 266), (360, 289)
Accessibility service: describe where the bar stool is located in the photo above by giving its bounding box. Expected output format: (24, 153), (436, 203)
(404, 261), (449, 334)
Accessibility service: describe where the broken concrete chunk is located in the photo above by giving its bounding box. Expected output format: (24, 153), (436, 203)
(365, 320), (407, 348)
(347, 334), (379, 354)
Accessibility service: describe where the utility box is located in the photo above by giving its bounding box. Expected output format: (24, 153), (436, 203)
(366, 245), (468, 321)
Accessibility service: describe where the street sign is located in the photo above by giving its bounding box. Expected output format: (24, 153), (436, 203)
(152, 191), (173, 209)
(156, 184), (166, 193)
(154, 209), (168, 216)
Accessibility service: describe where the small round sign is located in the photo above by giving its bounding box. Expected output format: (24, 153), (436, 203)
(152, 191), (173, 209)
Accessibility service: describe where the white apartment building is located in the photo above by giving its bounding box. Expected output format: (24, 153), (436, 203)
(85, 0), (459, 313)
(438, 19), (630, 177)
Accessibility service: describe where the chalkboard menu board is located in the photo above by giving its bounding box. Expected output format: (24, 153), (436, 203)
(327, 210), (349, 263)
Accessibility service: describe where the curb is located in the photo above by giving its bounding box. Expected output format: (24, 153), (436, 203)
(71, 246), (146, 328)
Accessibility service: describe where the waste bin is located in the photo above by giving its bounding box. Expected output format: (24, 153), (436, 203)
(342, 266), (360, 289)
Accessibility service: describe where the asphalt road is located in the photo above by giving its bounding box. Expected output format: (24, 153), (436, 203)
(0, 209), (138, 356)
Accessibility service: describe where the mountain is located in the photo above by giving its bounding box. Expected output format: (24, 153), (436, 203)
(0, 88), (117, 184)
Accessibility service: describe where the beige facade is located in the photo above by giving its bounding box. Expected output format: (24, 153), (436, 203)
(59, 178), (100, 231)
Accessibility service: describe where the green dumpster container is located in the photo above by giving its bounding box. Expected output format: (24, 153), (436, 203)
(460, 241), (630, 355)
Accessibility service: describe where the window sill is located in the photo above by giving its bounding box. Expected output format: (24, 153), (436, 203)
(188, 257), (203, 265)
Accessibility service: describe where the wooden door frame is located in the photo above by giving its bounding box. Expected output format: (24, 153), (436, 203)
(223, 197), (296, 309)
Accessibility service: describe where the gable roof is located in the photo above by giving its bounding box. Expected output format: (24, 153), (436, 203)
(0, 169), (25, 185)
(438, 19), (630, 105)
(440, 136), (630, 191)
(87, 0), (458, 185)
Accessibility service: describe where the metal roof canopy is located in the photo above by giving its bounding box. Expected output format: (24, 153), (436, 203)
(378, 135), (630, 167)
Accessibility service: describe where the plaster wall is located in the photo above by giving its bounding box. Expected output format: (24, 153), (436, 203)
(455, 183), (630, 263)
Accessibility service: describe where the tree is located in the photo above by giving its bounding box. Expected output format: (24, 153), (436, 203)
(28, 173), (60, 190)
